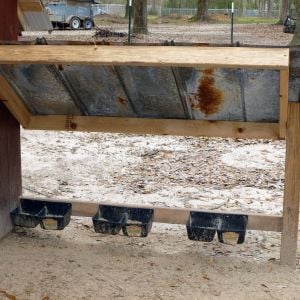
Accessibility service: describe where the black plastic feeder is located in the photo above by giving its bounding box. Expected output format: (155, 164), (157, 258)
(10, 199), (45, 228)
(122, 207), (154, 237)
(39, 202), (72, 230)
(217, 214), (248, 245)
(186, 211), (248, 245)
(186, 212), (218, 242)
(92, 205), (128, 235)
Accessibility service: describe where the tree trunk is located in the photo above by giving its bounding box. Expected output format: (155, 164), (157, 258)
(133, 0), (148, 34)
(291, 0), (300, 44)
(195, 0), (208, 21)
(125, 0), (129, 18)
(279, 0), (289, 24)
(242, 0), (248, 17)
(266, 0), (273, 17)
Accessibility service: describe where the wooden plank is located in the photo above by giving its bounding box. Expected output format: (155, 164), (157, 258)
(0, 46), (290, 69)
(17, 3), (26, 31)
(20, 197), (283, 232)
(280, 102), (300, 267)
(27, 115), (280, 139)
(18, 0), (43, 12)
(279, 69), (289, 139)
(0, 103), (21, 239)
(0, 75), (32, 127)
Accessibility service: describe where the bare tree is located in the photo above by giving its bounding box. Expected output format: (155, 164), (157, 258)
(291, 0), (300, 44)
(133, 0), (148, 34)
(280, 0), (289, 24)
(195, 0), (208, 21)
(242, 0), (248, 16)
(125, 0), (130, 18)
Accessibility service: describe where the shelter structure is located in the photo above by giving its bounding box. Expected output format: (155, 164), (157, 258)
(0, 0), (299, 268)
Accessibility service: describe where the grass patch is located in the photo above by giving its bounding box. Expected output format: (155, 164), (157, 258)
(234, 17), (279, 24)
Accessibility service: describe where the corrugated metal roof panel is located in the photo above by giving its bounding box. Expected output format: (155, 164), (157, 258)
(0, 63), (281, 122)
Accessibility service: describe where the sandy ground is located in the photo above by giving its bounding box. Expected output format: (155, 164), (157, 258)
(0, 23), (299, 299)
(20, 23), (293, 45)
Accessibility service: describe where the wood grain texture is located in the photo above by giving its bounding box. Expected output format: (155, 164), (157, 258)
(0, 103), (21, 239)
(20, 196), (283, 232)
(18, 0), (43, 12)
(0, 75), (32, 127)
(0, 46), (290, 69)
(280, 102), (300, 267)
(27, 115), (280, 139)
(279, 69), (289, 138)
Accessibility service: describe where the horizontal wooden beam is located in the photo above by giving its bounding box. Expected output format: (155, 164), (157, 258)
(27, 115), (280, 139)
(20, 197), (283, 232)
(0, 46), (289, 69)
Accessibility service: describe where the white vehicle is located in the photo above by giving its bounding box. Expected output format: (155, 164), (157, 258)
(45, 1), (105, 30)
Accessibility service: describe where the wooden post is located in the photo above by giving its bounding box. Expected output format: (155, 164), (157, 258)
(0, 0), (18, 41)
(0, 0), (21, 239)
(280, 102), (300, 267)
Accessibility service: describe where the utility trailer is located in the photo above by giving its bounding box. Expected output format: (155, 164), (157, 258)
(45, 0), (105, 29)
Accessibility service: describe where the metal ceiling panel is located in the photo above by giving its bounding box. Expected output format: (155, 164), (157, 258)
(243, 69), (280, 122)
(61, 65), (136, 117)
(178, 68), (244, 121)
(0, 64), (80, 115)
(0, 64), (281, 122)
(116, 66), (187, 119)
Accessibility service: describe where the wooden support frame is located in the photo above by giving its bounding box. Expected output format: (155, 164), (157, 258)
(0, 43), (297, 266)
(280, 102), (300, 267)
(0, 45), (290, 140)
(27, 116), (280, 139)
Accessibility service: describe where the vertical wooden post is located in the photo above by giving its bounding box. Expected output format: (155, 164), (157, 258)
(0, 0), (21, 239)
(280, 102), (300, 267)
(279, 69), (289, 139)
(0, 0), (18, 41)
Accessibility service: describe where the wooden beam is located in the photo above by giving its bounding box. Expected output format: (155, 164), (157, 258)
(19, 197), (283, 232)
(18, 0), (44, 13)
(0, 75), (32, 127)
(279, 69), (289, 138)
(0, 103), (22, 239)
(27, 115), (280, 139)
(280, 102), (300, 268)
(0, 46), (290, 70)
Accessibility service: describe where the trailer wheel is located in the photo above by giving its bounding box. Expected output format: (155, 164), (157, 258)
(69, 17), (81, 30)
(83, 18), (93, 30)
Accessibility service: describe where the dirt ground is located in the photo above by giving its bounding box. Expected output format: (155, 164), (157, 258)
(1, 23), (300, 299)
(20, 22), (292, 45)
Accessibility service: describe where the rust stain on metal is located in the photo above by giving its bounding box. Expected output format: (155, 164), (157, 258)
(117, 97), (128, 106)
(197, 69), (223, 116)
(202, 68), (214, 76)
